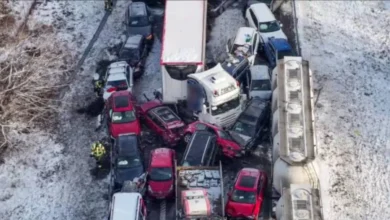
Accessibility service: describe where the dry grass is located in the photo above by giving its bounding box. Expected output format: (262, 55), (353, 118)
(0, 2), (75, 154)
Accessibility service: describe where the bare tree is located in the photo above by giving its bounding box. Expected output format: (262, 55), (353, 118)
(0, 32), (75, 153)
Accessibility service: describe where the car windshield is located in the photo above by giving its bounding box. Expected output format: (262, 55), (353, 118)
(231, 118), (256, 137)
(277, 50), (294, 60)
(129, 16), (149, 27)
(258, 21), (281, 33)
(251, 80), (271, 91)
(149, 167), (173, 181)
(107, 80), (128, 90)
(231, 189), (256, 204)
(119, 48), (140, 60)
(217, 130), (234, 141)
(112, 110), (136, 123)
(211, 97), (240, 116)
(116, 156), (142, 168)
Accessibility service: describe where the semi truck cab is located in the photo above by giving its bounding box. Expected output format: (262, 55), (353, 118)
(186, 64), (243, 128)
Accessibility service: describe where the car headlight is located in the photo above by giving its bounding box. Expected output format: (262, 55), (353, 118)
(146, 34), (153, 40)
(168, 185), (173, 192)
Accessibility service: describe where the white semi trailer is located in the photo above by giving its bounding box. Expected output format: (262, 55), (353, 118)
(270, 57), (323, 220)
(159, 0), (242, 128)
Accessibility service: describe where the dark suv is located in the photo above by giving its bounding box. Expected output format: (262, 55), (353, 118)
(118, 35), (149, 78)
(180, 130), (219, 167)
(111, 133), (145, 193)
(125, 2), (154, 46)
(228, 98), (270, 152)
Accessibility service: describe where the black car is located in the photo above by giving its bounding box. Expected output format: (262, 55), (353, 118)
(118, 35), (149, 79)
(111, 133), (145, 192)
(181, 130), (219, 167)
(228, 98), (270, 152)
(124, 1), (154, 46)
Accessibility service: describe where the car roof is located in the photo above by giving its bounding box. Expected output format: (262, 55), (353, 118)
(182, 131), (215, 166)
(150, 106), (181, 124)
(235, 168), (260, 190)
(107, 72), (126, 82)
(151, 148), (173, 167)
(250, 3), (276, 22)
(124, 35), (143, 49)
(268, 38), (292, 51)
(111, 192), (141, 220)
(129, 2), (147, 17)
(117, 134), (139, 155)
(221, 56), (249, 76)
(112, 93), (134, 111)
(234, 27), (257, 45)
(242, 98), (268, 118)
(250, 65), (269, 80)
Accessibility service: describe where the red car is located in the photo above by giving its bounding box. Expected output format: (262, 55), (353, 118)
(138, 100), (185, 146)
(106, 91), (141, 138)
(183, 121), (243, 158)
(147, 148), (175, 199)
(225, 168), (268, 220)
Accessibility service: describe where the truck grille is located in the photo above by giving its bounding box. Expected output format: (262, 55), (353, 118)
(220, 113), (238, 128)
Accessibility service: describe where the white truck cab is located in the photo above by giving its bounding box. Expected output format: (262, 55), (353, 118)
(109, 192), (146, 220)
(187, 64), (243, 128)
(102, 61), (133, 100)
(248, 64), (272, 100)
(226, 27), (260, 66)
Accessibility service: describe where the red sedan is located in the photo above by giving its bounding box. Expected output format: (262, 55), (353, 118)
(147, 148), (175, 199)
(106, 91), (141, 138)
(138, 100), (185, 147)
(225, 168), (268, 220)
(183, 121), (244, 158)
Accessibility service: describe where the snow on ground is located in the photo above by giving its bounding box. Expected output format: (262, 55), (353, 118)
(0, 1), (133, 219)
(28, 1), (104, 55)
(207, 9), (245, 63)
(296, 1), (390, 220)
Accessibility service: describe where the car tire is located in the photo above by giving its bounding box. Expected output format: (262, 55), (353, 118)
(183, 133), (192, 143)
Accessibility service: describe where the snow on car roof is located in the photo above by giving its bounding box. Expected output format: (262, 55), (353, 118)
(107, 72), (126, 81)
(234, 27), (257, 45)
(124, 35), (143, 49)
(161, 0), (206, 64)
(250, 3), (276, 22)
(111, 192), (141, 220)
(129, 2), (147, 17)
(250, 65), (269, 80)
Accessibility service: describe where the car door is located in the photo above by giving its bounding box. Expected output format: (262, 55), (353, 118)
(253, 33), (259, 55)
(145, 111), (158, 132)
(269, 43), (277, 67)
(255, 175), (267, 216)
(107, 97), (113, 131)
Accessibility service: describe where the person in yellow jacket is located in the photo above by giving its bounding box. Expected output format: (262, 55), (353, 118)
(90, 142), (106, 169)
(104, 0), (113, 12)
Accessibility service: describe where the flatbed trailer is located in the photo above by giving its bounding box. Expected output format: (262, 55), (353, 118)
(175, 161), (225, 220)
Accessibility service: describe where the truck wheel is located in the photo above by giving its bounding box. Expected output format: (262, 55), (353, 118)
(183, 133), (192, 143)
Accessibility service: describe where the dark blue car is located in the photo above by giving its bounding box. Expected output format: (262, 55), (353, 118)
(262, 37), (295, 68)
(111, 133), (144, 193)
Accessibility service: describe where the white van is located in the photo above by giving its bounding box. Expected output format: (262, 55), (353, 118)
(109, 192), (146, 220)
(226, 27), (260, 65)
(245, 3), (287, 43)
